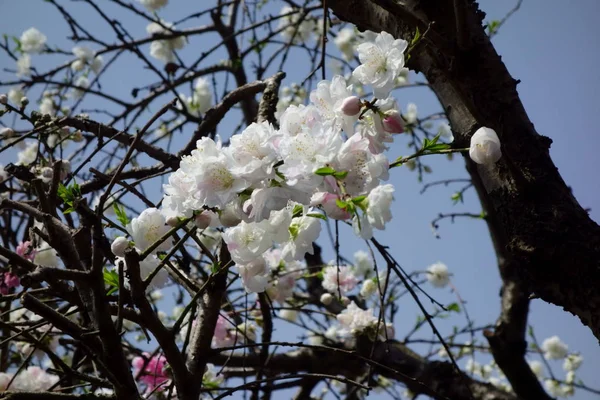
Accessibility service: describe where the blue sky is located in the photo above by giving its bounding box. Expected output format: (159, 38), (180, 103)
(1, 0), (599, 398)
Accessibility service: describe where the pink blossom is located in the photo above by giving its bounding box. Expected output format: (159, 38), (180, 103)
(213, 315), (235, 348)
(322, 265), (358, 293)
(0, 272), (20, 295)
(382, 110), (404, 134)
(132, 353), (169, 391)
(16, 241), (36, 260)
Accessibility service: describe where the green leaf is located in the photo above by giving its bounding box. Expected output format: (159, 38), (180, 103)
(103, 268), (119, 294)
(57, 181), (81, 211)
(410, 27), (421, 46)
(527, 325), (535, 338)
(333, 170), (348, 179)
(425, 143), (451, 152)
(447, 302), (461, 313)
(487, 20), (501, 35)
(307, 213), (327, 221)
(314, 166), (336, 176)
(292, 204), (304, 218)
(351, 195), (366, 204)
(451, 192), (463, 205)
(113, 203), (129, 227)
(335, 199), (348, 209)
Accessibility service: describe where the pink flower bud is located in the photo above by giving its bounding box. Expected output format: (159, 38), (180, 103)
(382, 110), (404, 133)
(194, 211), (217, 229)
(340, 96), (362, 116)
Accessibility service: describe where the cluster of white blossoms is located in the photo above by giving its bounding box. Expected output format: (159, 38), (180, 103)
(71, 46), (103, 74)
(278, 6), (317, 44)
(148, 31), (411, 293)
(534, 336), (583, 397)
(0, 367), (59, 392)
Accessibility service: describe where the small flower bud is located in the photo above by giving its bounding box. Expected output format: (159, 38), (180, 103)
(59, 160), (71, 180)
(0, 127), (15, 138)
(0, 94), (7, 104)
(320, 293), (333, 305)
(194, 211), (217, 229)
(71, 130), (84, 142)
(341, 296), (351, 306)
(469, 127), (501, 165)
(382, 110), (404, 133)
(111, 236), (129, 257)
(20, 97), (29, 107)
(219, 207), (242, 227)
(340, 96), (362, 116)
(280, 309), (298, 322)
(71, 59), (85, 72)
(166, 216), (180, 227)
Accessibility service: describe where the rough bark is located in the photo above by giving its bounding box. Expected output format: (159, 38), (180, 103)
(327, 0), (600, 340)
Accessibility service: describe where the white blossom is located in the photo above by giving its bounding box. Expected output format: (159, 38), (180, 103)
(237, 257), (270, 293)
(193, 77), (212, 113)
(352, 31), (408, 98)
(541, 336), (569, 360)
(33, 242), (59, 267)
(20, 28), (47, 53)
(280, 309), (298, 322)
(7, 367), (58, 392)
(360, 279), (378, 298)
(469, 127), (502, 165)
(223, 221), (274, 265)
(563, 354), (583, 371)
(127, 207), (173, 253)
(139, 0), (168, 11)
(147, 21), (186, 63)
(229, 122), (278, 184)
(353, 250), (373, 277)
(39, 97), (56, 116)
(403, 103), (418, 125)
(337, 301), (376, 334)
(320, 293), (334, 305)
(528, 360), (545, 379)
(117, 254), (169, 290)
(353, 184), (394, 240)
(8, 87), (25, 104)
(426, 262), (451, 288)
(69, 76), (89, 99)
(178, 137), (249, 209)
(334, 28), (356, 61)
(111, 236), (130, 257)
(16, 142), (38, 166)
(16, 54), (31, 77)
(281, 215), (321, 261)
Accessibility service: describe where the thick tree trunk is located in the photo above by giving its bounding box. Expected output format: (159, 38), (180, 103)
(327, 0), (600, 340)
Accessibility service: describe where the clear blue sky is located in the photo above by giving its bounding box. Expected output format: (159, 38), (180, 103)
(1, 0), (599, 398)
